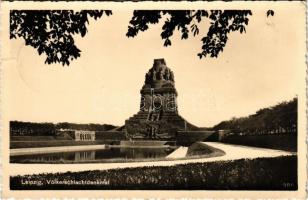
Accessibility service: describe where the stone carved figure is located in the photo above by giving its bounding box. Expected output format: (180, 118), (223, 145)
(144, 62), (176, 84)
(156, 70), (160, 80)
(170, 71), (174, 82)
(152, 70), (156, 80)
(145, 73), (150, 84)
(159, 69), (164, 80)
(150, 113), (155, 121)
(165, 69), (170, 80)
(156, 112), (160, 121)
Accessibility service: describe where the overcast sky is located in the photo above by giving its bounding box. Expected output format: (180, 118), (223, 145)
(6, 4), (305, 127)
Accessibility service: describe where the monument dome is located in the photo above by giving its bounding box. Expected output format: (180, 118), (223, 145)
(144, 58), (175, 88)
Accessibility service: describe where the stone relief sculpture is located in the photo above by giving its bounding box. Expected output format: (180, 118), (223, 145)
(143, 60), (175, 84)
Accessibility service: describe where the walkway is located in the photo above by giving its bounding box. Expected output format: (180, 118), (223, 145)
(9, 142), (295, 176)
(166, 146), (188, 158)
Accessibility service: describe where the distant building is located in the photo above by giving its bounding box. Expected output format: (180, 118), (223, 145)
(75, 130), (95, 141)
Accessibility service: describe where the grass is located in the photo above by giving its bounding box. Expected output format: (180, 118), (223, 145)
(10, 155), (297, 190)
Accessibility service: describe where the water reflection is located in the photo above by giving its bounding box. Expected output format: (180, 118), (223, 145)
(10, 147), (175, 163)
(75, 151), (96, 161)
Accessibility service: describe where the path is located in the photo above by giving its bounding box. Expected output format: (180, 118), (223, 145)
(166, 146), (188, 158)
(9, 142), (295, 176)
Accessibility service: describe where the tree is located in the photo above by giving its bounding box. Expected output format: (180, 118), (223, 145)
(10, 9), (273, 66)
(126, 10), (252, 58)
(10, 10), (112, 65)
(212, 98), (298, 135)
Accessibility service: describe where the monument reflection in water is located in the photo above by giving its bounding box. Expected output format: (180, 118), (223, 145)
(10, 147), (175, 163)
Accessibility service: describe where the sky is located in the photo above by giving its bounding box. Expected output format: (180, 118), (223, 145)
(5, 4), (305, 127)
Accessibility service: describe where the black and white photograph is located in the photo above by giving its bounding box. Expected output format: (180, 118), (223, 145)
(0, 1), (306, 198)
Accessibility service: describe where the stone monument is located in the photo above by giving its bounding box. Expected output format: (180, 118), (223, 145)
(125, 58), (197, 140)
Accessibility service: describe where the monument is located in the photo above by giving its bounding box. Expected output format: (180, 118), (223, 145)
(125, 58), (198, 141)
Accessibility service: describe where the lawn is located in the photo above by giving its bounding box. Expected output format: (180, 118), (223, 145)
(10, 155), (297, 190)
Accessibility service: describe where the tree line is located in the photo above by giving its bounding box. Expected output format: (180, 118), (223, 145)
(10, 121), (117, 136)
(213, 97), (297, 135)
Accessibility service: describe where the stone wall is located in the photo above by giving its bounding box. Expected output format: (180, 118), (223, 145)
(95, 131), (126, 141)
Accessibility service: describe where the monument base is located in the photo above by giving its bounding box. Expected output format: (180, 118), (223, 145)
(125, 111), (198, 140)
